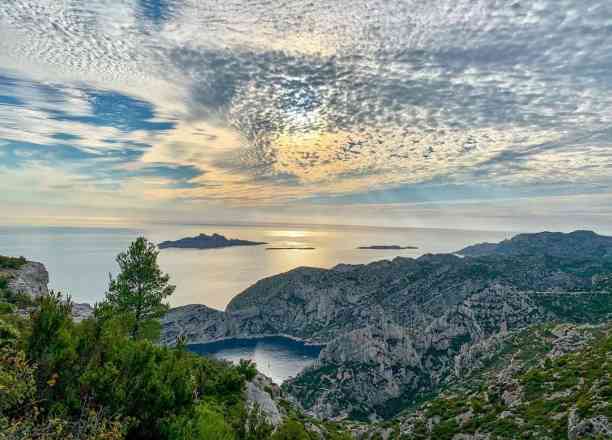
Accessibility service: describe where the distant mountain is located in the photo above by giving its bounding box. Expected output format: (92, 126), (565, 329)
(457, 230), (612, 258)
(158, 233), (267, 249)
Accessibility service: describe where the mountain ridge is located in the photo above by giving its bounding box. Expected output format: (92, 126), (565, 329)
(161, 230), (612, 420)
(457, 230), (612, 258)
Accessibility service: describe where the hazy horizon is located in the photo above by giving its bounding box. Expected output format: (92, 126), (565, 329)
(0, 223), (514, 308)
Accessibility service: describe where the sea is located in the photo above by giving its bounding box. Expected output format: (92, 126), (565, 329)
(0, 223), (511, 382)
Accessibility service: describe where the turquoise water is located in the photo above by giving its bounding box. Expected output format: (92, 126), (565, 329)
(0, 223), (510, 309)
(188, 336), (322, 384)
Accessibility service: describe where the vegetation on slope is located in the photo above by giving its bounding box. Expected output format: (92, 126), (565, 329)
(358, 323), (612, 439)
(0, 255), (27, 270)
(0, 238), (346, 440)
(0, 256), (33, 308)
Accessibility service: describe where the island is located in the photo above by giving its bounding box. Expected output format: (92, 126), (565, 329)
(158, 233), (267, 250)
(357, 245), (418, 250)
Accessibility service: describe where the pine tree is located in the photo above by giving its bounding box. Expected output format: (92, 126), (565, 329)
(104, 237), (175, 338)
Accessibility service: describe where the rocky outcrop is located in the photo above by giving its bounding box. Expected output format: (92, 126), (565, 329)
(5, 261), (49, 298)
(246, 373), (284, 427)
(568, 411), (611, 440)
(1, 258), (94, 323)
(161, 231), (612, 419)
(161, 304), (228, 345)
(72, 302), (94, 322)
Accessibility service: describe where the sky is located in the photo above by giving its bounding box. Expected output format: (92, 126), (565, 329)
(1, 0), (611, 232)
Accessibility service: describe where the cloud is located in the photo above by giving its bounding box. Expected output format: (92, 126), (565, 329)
(0, 0), (612, 227)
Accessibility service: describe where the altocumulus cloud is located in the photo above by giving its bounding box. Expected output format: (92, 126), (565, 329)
(0, 0), (611, 227)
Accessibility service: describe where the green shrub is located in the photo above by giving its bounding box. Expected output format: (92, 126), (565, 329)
(0, 256), (27, 270)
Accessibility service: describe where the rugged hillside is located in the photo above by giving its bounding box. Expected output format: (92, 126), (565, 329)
(457, 230), (612, 258)
(0, 255), (48, 300)
(161, 304), (229, 345)
(161, 231), (612, 420)
(357, 322), (612, 439)
(0, 255), (93, 321)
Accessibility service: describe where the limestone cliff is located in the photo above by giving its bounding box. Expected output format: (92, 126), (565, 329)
(1, 260), (49, 298)
(161, 231), (612, 419)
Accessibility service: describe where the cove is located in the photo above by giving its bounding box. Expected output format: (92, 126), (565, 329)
(188, 336), (322, 384)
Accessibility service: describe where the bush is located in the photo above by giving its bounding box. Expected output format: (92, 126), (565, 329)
(236, 359), (258, 382)
(0, 255), (27, 270)
(164, 402), (235, 440)
(271, 419), (311, 440)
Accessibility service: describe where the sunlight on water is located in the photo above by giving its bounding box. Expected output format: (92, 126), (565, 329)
(0, 224), (511, 309)
(188, 337), (322, 384)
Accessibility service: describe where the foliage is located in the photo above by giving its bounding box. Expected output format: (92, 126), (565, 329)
(0, 255), (27, 270)
(236, 359), (258, 382)
(0, 314), (124, 440)
(163, 402), (236, 440)
(0, 238), (350, 440)
(102, 237), (175, 339)
(270, 419), (311, 440)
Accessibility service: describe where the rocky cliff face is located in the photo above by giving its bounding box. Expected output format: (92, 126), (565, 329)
(1, 258), (93, 322)
(357, 322), (612, 439)
(161, 231), (612, 420)
(3, 261), (49, 298)
(161, 304), (229, 345)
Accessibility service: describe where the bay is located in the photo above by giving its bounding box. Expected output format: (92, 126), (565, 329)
(188, 336), (322, 384)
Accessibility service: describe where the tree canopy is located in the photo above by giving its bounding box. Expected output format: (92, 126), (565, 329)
(103, 237), (175, 338)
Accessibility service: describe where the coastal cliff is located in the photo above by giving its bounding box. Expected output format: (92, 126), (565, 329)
(0, 256), (94, 321)
(0, 257), (49, 299)
(161, 231), (612, 420)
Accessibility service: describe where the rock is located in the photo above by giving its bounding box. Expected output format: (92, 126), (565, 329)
(456, 410), (474, 426)
(568, 408), (611, 440)
(6, 261), (49, 298)
(72, 302), (94, 322)
(245, 373), (283, 427)
(160, 304), (228, 346)
(452, 435), (490, 440)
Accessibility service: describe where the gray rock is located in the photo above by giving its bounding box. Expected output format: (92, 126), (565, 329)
(7, 261), (49, 298)
(568, 409), (611, 440)
(72, 302), (94, 322)
(246, 373), (284, 427)
(160, 304), (228, 346)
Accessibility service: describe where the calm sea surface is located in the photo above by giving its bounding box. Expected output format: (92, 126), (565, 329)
(189, 336), (322, 384)
(0, 223), (511, 309)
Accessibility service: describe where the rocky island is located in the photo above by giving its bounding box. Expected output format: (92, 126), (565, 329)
(357, 245), (418, 250)
(158, 233), (267, 250)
